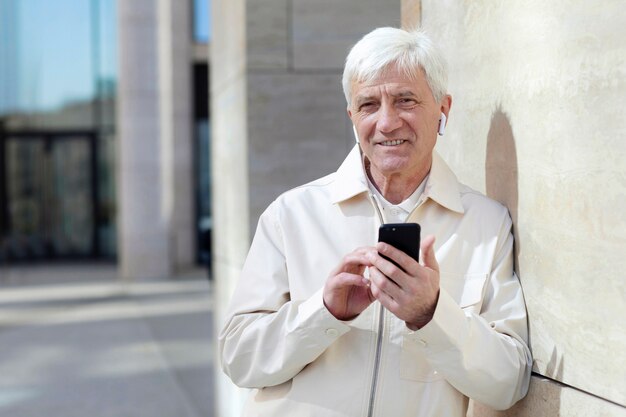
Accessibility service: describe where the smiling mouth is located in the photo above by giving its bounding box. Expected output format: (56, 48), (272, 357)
(379, 139), (406, 146)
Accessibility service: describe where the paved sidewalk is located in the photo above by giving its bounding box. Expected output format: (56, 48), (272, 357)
(0, 265), (215, 417)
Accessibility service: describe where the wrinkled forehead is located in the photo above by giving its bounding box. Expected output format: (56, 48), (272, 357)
(349, 65), (429, 102)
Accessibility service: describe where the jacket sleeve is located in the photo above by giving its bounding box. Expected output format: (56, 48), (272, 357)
(218, 202), (351, 388)
(408, 211), (532, 410)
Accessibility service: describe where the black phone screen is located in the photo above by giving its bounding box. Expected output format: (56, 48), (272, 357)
(377, 223), (421, 264)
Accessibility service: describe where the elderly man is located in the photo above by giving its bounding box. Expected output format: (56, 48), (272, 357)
(219, 27), (532, 416)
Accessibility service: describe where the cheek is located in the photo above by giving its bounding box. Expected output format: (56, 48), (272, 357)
(408, 117), (436, 136)
(357, 112), (376, 124)
(355, 117), (377, 136)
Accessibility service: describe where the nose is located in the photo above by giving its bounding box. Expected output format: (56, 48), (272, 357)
(376, 103), (402, 133)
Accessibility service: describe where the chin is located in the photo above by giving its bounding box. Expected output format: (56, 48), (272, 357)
(375, 159), (413, 176)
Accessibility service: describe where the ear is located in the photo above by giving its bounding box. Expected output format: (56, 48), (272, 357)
(347, 107), (360, 143)
(439, 94), (452, 120)
(352, 125), (360, 143)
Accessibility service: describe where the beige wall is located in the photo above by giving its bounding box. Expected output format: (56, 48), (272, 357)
(414, 0), (625, 414)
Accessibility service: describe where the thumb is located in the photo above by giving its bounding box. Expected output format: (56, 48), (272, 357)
(420, 235), (439, 272)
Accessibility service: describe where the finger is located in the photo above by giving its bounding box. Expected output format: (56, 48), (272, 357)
(368, 266), (400, 299)
(420, 235), (439, 272)
(336, 272), (371, 287)
(369, 279), (400, 312)
(373, 242), (417, 277)
(376, 242), (420, 274)
(346, 247), (379, 263)
(330, 251), (375, 275)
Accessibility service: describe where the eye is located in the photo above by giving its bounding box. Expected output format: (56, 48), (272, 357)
(359, 102), (377, 112)
(398, 98), (417, 106)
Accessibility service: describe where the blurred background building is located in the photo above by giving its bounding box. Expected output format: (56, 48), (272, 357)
(0, 0), (212, 278)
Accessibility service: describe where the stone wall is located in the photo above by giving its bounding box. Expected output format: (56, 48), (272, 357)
(412, 0), (626, 415)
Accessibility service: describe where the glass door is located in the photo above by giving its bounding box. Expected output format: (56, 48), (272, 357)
(0, 132), (97, 261)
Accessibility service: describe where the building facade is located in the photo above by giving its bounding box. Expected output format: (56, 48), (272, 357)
(0, 0), (212, 278)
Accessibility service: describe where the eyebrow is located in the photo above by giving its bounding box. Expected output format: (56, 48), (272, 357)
(354, 95), (376, 106)
(391, 90), (417, 98)
(354, 89), (417, 105)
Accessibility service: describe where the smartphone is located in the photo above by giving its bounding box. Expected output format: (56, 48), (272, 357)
(378, 223), (421, 266)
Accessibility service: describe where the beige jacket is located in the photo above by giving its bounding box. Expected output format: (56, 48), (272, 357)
(219, 146), (532, 417)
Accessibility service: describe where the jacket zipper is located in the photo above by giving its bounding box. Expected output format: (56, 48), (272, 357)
(366, 193), (385, 417)
(367, 304), (385, 417)
(366, 192), (425, 417)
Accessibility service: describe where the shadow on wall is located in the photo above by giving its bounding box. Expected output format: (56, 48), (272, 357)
(485, 108), (519, 275)
(482, 109), (565, 416)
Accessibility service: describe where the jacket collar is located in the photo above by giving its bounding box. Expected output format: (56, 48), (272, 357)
(425, 151), (465, 214)
(330, 145), (465, 214)
(329, 145), (370, 203)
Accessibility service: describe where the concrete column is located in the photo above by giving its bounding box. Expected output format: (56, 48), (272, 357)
(157, 0), (195, 271)
(401, 0), (421, 29)
(117, 1), (170, 279)
(211, 0), (249, 415)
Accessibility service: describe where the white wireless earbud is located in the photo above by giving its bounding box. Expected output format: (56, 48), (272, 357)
(352, 125), (360, 144)
(438, 112), (447, 136)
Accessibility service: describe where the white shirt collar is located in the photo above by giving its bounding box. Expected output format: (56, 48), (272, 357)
(366, 174), (429, 223)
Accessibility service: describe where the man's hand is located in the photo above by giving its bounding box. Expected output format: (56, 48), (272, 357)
(367, 235), (440, 330)
(323, 247), (377, 321)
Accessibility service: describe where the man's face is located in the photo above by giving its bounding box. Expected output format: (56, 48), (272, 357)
(348, 65), (450, 181)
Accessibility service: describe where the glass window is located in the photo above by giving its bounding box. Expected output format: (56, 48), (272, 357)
(193, 0), (211, 43)
(0, 0), (118, 261)
(193, 63), (210, 267)
(0, 0), (117, 131)
(2, 134), (96, 260)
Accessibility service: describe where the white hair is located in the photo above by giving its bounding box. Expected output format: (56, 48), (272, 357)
(342, 27), (448, 105)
